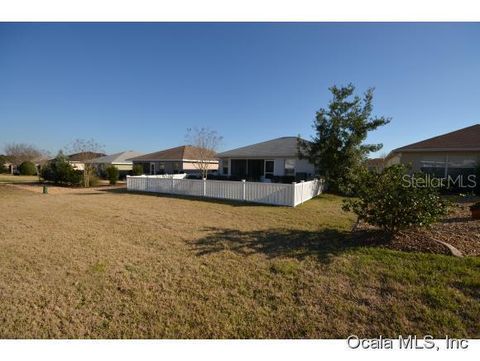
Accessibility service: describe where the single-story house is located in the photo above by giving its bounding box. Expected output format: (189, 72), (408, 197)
(216, 136), (315, 182)
(128, 145), (218, 175)
(67, 152), (106, 171)
(87, 150), (144, 177)
(366, 157), (386, 172)
(385, 124), (480, 178)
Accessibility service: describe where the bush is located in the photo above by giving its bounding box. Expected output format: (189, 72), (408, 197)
(18, 161), (37, 175)
(131, 164), (144, 176)
(87, 173), (100, 187)
(106, 165), (119, 185)
(342, 164), (448, 237)
(0, 155), (8, 174)
(40, 152), (82, 186)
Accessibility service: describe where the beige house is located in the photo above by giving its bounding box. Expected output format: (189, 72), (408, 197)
(385, 124), (480, 178)
(129, 145), (218, 175)
(67, 152), (106, 171)
(87, 150), (144, 178)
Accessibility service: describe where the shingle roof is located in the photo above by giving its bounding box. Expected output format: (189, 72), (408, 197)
(392, 124), (480, 153)
(68, 152), (106, 161)
(216, 137), (307, 158)
(88, 151), (144, 164)
(128, 145), (217, 162)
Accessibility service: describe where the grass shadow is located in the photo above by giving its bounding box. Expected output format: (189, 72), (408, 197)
(99, 188), (274, 208)
(191, 227), (386, 264)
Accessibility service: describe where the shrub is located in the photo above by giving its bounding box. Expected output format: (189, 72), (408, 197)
(0, 155), (8, 174)
(18, 161), (37, 175)
(106, 165), (119, 185)
(132, 164), (144, 176)
(87, 173), (100, 187)
(342, 164), (448, 237)
(40, 152), (82, 186)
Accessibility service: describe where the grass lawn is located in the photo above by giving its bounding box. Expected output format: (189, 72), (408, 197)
(0, 184), (478, 338)
(0, 174), (40, 183)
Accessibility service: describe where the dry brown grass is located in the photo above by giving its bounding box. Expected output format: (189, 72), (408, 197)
(0, 184), (478, 338)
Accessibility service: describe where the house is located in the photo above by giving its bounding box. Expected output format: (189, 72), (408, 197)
(216, 136), (315, 182)
(128, 145), (218, 175)
(385, 124), (480, 178)
(67, 152), (106, 171)
(366, 157), (386, 172)
(87, 151), (144, 177)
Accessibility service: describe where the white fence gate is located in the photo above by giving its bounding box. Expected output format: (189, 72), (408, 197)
(126, 176), (324, 207)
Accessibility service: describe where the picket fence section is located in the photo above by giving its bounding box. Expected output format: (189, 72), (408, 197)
(126, 176), (324, 207)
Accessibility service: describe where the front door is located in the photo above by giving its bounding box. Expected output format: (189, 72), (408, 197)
(150, 163), (155, 175)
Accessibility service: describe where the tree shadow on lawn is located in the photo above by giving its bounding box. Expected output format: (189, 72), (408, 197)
(191, 227), (387, 264)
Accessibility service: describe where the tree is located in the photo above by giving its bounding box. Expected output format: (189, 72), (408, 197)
(4, 143), (49, 174)
(106, 165), (119, 185)
(40, 151), (82, 185)
(298, 84), (390, 194)
(132, 164), (144, 176)
(342, 165), (448, 237)
(185, 128), (222, 179)
(18, 161), (37, 175)
(67, 138), (104, 187)
(0, 155), (8, 174)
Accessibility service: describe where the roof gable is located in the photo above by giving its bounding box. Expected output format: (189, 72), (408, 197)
(393, 124), (480, 153)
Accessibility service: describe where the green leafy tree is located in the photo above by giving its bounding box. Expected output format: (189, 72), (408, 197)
(299, 84), (390, 194)
(0, 155), (8, 174)
(18, 161), (37, 175)
(41, 151), (82, 185)
(106, 165), (119, 185)
(132, 164), (144, 176)
(342, 164), (448, 237)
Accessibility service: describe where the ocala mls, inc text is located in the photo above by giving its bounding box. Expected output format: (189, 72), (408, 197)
(347, 335), (469, 350)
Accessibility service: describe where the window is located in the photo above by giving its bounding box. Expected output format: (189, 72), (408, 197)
(265, 160), (274, 179)
(284, 159), (295, 176)
(158, 162), (165, 175)
(221, 160), (228, 175)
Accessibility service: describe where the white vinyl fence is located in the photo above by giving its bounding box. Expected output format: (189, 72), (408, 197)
(126, 176), (324, 207)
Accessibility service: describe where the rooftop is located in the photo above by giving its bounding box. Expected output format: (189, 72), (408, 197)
(217, 136), (307, 158)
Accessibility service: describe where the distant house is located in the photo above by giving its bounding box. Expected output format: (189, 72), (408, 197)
(67, 152), (106, 171)
(128, 145), (218, 175)
(385, 124), (480, 178)
(366, 157), (386, 172)
(87, 151), (144, 177)
(216, 136), (315, 182)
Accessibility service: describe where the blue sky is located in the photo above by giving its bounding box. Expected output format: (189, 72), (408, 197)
(0, 23), (479, 157)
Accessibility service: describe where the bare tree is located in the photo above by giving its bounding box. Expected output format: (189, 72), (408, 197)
(67, 138), (104, 187)
(4, 143), (49, 174)
(185, 128), (222, 179)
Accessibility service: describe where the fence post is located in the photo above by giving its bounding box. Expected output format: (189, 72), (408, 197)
(291, 182), (296, 207)
(203, 178), (206, 197)
(300, 180), (305, 204)
(126, 175), (130, 190)
(171, 177), (175, 194)
(242, 179), (246, 201)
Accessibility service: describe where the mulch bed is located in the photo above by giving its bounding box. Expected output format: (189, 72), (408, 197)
(358, 199), (480, 256)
